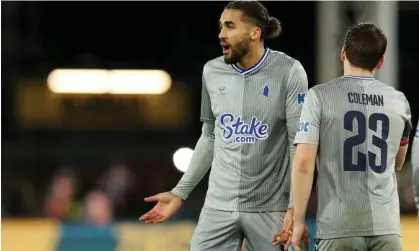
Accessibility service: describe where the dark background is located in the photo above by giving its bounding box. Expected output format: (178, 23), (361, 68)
(2, 1), (418, 222)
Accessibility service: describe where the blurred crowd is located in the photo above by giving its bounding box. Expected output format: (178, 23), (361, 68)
(2, 158), (417, 226)
(2, 162), (187, 225)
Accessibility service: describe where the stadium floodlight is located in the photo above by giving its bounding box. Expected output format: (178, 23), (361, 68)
(47, 69), (109, 94)
(108, 70), (171, 94)
(173, 147), (194, 173)
(47, 69), (172, 94)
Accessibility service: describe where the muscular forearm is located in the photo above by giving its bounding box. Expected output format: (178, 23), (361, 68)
(171, 123), (215, 200)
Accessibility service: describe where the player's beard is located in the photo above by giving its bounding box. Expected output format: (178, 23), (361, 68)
(223, 36), (251, 65)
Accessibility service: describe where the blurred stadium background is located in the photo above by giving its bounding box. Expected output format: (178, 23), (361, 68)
(1, 1), (419, 251)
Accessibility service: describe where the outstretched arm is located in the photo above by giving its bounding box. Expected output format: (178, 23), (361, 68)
(172, 67), (216, 200)
(171, 123), (215, 200)
(140, 66), (216, 224)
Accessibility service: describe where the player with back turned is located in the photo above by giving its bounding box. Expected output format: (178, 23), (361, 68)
(287, 23), (412, 251)
(140, 1), (309, 250)
(412, 120), (419, 220)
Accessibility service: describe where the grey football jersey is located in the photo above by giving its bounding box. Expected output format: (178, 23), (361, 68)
(201, 48), (308, 212)
(412, 120), (419, 211)
(294, 76), (412, 239)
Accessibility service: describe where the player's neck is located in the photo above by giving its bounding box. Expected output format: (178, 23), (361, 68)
(343, 64), (375, 78)
(237, 45), (265, 70)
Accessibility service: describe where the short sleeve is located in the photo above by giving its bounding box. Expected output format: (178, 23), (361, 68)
(200, 70), (215, 123)
(294, 88), (321, 146)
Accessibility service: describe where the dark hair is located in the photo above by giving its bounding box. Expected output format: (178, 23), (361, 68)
(343, 22), (387, 71)
(225, 1), (282, 40)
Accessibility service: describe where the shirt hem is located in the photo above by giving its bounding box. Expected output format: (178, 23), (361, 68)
(316, 229), (401, 239)
(203, 202), (288, 212)
(294, 139), (319, 146)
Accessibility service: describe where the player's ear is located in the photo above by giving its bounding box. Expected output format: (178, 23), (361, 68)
(375, 56), (385, 70)
(340, 47), (346, 62)
(251, 26), (262, 41)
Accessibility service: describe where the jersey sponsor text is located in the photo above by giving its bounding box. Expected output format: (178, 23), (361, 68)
(220, 113), (269, 144)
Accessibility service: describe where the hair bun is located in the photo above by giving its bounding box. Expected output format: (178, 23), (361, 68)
(266, 17), (282, 39)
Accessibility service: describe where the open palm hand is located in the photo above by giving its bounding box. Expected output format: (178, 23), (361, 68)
(139, 192), (183, 224)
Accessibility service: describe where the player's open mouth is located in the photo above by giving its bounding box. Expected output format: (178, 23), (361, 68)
(221, 43), (231, 55)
